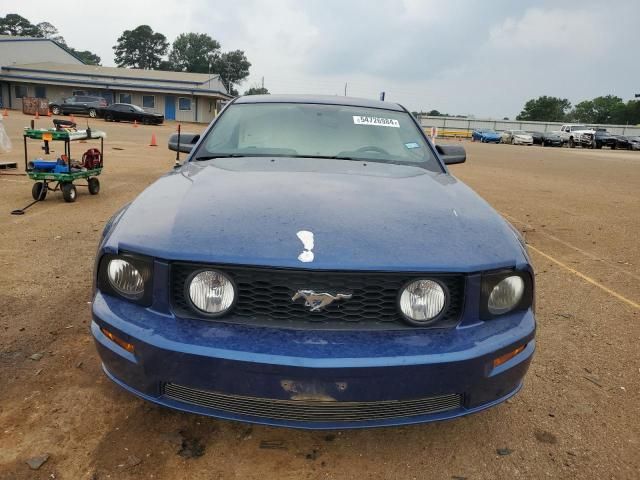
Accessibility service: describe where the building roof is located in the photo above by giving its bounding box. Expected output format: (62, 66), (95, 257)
(0, 35), (85, 65)
(235, 94), (404, 111)
(0, 61), (230, 98)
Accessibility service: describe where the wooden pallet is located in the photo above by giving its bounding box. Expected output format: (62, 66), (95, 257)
(0, 161), (18, 170)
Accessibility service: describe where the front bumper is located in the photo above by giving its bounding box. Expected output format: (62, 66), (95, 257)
(92, 291), (535, 429)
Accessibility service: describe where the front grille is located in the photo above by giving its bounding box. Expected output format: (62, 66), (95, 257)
(171, 263), (465, 329)
(163, 383), (462, 422)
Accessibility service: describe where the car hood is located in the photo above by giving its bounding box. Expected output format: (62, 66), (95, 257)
(106, 157), (525, 271)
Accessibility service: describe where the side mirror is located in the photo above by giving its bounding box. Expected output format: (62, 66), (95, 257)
(436, 144), (466, 165)
(168, 132), (200, 153)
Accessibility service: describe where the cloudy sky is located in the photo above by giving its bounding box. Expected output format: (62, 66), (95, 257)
(8, 0), (640, 118)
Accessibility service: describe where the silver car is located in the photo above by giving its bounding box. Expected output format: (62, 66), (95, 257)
(501, 130), (534, 145)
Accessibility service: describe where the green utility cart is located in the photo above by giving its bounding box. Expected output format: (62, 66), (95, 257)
(23, 126), (106, 203)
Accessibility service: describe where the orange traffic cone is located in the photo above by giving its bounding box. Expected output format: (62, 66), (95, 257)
(35, 111), (40, 119)
(2, 108), (7, 117)
(133, 120), (138, 128)
(47, 109), (52, 117)
(70, 114), (75, 123)
(149, 133), (157, 146)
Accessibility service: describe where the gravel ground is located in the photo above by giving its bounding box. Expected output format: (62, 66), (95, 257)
(0, 112), (638, 479)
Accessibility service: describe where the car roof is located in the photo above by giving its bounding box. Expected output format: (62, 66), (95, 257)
(234, 94), (405, 112)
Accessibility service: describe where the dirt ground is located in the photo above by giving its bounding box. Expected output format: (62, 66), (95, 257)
(0, 112), (638, 479)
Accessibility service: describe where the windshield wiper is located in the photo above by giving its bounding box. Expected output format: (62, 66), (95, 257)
(193, 154), (246, 160)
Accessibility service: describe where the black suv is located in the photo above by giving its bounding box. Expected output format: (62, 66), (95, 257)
(49, 96), (108, 118)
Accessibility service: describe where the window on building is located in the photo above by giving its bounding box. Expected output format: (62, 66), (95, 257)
(142, 95), (155, 109)
(179, 97), (192, 111)
(119, 93), (132, 104)
(15, 85), (28, 98)
(34, 86), (46, 98)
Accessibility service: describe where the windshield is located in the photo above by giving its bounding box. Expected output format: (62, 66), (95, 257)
(194, 103), (441, 171)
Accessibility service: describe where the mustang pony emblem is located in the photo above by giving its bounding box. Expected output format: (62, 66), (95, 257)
(291, 290), (352, 312)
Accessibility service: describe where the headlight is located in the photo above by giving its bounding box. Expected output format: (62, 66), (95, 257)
(97, 253), (153, 306)
(488, 276), (524, 314)
(108, 259), (144, 299)
(187, 270), (236, 316)
(399, 279), (447, 325)
(481, 271), (532, 318)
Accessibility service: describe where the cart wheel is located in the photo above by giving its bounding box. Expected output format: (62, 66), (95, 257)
(32, 182), (47, 201)
(88, 177), (100, 195)
(62, 183), (77, 203)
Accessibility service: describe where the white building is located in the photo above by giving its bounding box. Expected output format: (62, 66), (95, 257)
(0, 35), (231, 123)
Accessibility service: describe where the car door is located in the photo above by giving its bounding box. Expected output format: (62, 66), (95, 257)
(63, 97), (80, 114)
(76, 96), (92, 114)
(112, 104), (127, 121)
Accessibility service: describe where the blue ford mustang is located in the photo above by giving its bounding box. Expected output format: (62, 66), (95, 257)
(93, 95), (535, 429)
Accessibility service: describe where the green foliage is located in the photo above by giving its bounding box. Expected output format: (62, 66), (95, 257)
(36, 21), (66, 44)
(211, 50), (251, 95)
(113, 25), (169, 69)
(167, 33), (221, 73)
(516, 96), (571, 122)
(0, 13), (41, 36)
(69, 48), (101, 65)
(244, 87), (269, 95)
(571, 95), (627, 124)
(519, 95), (640, 125)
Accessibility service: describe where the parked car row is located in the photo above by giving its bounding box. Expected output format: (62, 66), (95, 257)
(471, 126), (639, 150)
(48, 96), (164, 125)
(557, 124), (639, 149)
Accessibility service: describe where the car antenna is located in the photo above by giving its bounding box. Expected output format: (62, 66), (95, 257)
(174, 124), (181, 168)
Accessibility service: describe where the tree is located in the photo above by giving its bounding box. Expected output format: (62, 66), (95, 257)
(0, 13), (41, 36)
(516, 96), (571, 122)
(244, 86), (269, 95)
(427, 109), (441, 116)
(167, 33), (220, 73)
(621, 100), (640, 125)
(571, 95), (625, 124)
(69, 48), (101, 65)
(211, 50), (251, 95)
(36, 21), (66, 44)
(113, 25), (169, 69)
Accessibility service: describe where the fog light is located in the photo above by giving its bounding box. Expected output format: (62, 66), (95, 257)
(101, 327), (135, 353)
(493, 344), (526, 368)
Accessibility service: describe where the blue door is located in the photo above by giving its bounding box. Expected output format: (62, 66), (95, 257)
(165, 95), (176, 120)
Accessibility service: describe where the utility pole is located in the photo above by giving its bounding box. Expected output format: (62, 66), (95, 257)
(261, 76), (264, 89)
(344, 82), (347, 96)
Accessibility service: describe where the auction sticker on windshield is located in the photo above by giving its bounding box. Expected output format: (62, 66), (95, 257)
(353, 116), (400, 128)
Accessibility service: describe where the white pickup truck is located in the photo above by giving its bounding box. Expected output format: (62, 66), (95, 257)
(558, 124), (591, 148)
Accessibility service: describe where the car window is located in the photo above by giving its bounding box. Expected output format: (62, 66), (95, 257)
(196, 103), (441, 171)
